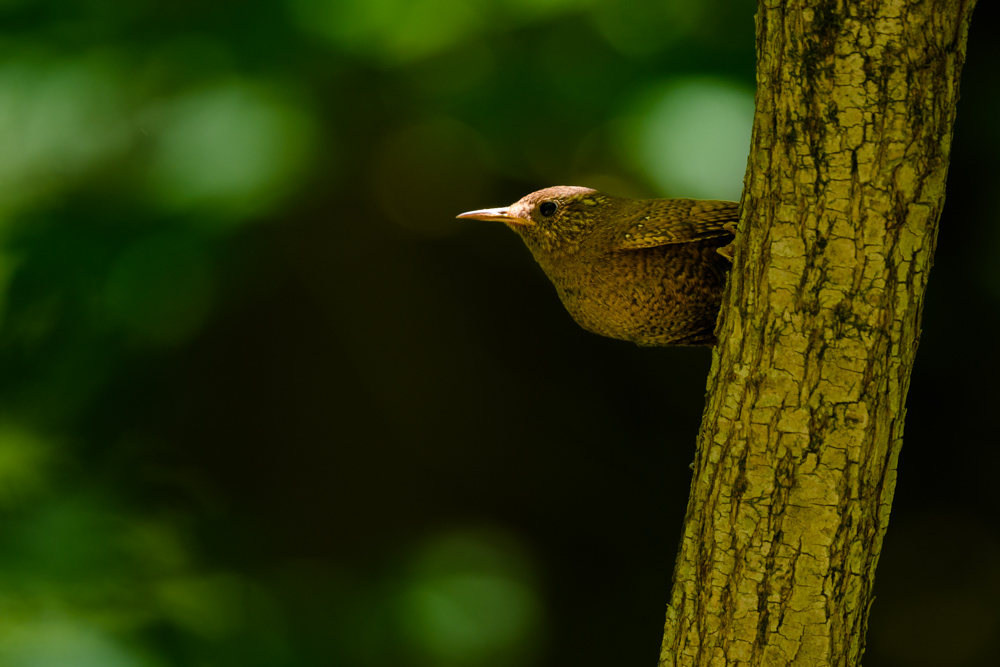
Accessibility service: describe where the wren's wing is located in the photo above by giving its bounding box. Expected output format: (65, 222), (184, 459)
(614, 199), (738, 250)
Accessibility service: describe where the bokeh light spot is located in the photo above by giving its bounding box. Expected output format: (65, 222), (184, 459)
(620, 78), (754, 200)
(403, 574), (539, 663)
(0, 58), (129, 216)
(398, 528), (544, 666)
(146, 81), (314, 222)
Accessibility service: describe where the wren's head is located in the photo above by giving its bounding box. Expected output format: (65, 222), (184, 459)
(457, 186), (612, 259)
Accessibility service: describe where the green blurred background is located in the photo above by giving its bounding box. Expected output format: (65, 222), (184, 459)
(0, 1), (998, 666)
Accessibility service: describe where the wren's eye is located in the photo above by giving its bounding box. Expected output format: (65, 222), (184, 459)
(539, 201), (558, 217)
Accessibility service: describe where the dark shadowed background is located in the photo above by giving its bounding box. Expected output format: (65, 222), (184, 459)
(1, 1), (998, 665)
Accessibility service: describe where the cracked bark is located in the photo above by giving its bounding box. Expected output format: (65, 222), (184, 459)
(659, 1), (977, 665)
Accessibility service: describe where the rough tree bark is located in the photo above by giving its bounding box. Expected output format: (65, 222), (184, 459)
(660, 1), (977, 665)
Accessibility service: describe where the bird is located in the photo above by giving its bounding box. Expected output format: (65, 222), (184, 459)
(457, 186), (738, 346)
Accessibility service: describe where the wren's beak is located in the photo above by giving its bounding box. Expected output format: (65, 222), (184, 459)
(456, 207), (533, 227)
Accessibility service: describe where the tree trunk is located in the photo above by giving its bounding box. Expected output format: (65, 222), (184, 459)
(659, 1), (977, 665)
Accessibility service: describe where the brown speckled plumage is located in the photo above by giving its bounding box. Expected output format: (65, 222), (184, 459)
(457, 186), (738, 346)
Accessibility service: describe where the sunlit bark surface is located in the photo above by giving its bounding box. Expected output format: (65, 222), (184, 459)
(660, 1), (977, 665)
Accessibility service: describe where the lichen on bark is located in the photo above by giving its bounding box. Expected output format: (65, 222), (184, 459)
(659, 1), (977, 665)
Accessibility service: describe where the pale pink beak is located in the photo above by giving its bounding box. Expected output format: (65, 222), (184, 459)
(456, 206), (533, 226)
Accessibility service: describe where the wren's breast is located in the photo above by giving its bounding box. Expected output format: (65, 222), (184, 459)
(545, 241), (731, 346)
